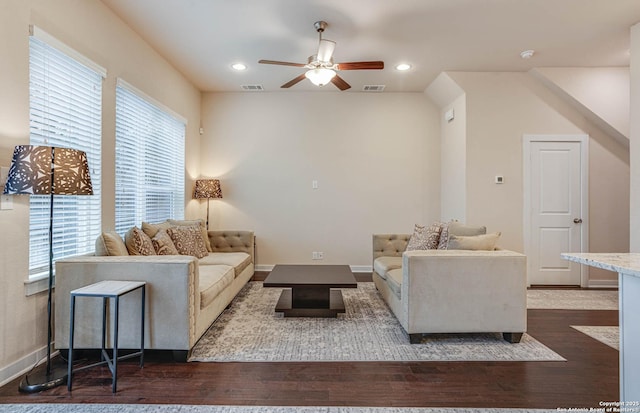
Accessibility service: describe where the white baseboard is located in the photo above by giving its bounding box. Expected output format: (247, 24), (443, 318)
(255, 264), (372, 273)
(0, 345), (56, 388)
(587, 279), (619, 289)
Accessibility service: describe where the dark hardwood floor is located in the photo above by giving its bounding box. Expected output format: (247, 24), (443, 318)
(0, 284), (619, 410)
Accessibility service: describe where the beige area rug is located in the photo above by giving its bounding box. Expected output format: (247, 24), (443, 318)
(526, 289), (618, 310)
(0, 405), (559, 413)
(571, 325), (620, 350)
(190, 282), (564, 362)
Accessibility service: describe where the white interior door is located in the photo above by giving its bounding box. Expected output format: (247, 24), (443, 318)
(524, 137), (588, 286)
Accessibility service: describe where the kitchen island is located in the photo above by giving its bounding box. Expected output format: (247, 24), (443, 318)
(561, 253), (640, 404)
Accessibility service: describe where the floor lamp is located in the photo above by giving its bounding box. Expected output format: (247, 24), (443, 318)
(3, 145), (93, 393)
(194, 179), (223, 230)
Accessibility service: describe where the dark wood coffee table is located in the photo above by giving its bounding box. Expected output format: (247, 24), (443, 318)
(263, 265), (357, 317)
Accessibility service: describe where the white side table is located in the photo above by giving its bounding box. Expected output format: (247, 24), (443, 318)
(67, 280), (146, 393)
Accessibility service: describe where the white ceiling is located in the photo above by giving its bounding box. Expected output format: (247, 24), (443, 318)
(101, 0), (640, 93)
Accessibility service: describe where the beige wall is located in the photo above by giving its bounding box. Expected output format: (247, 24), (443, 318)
(424, 73), (467, 223)
(0, 0), (201, 385)
(631, 23), (640, 252)
(200, 92), (440, 268)
(438, 94), (467, 222)
(447, 71), (629, 282)
(532, 67), (630, 140)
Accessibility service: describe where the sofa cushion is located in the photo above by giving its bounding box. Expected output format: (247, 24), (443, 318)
(125, 227), (156, 256)
(407, 222), (442, 251)
(167, 225), (209, 259)
(168, 219), (212, 252)
(152, 229), (179, 255)
(448, 232), (501, 251)
(95, 231), (129, 256)
(199, 265), (235, 308)
(199, 252), (251, 277)
(385, 268), (403, 299)
(373, 256), (403, 280)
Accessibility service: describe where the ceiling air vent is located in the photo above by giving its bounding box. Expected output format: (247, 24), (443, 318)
(363, 85), (385, 92)
(241, 84), (264, 91)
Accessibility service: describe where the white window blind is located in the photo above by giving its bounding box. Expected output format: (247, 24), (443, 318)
(115, 81), (185, 235)
(29, 31), (103, 278)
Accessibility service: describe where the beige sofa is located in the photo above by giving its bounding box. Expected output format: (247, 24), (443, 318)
(372, 233), (527, 343)
(55, 230), (254, 360)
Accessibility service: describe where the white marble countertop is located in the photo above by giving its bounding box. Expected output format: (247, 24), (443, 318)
(561, 253), (640, 278)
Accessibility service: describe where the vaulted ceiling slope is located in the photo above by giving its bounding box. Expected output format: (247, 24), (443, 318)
(101, 0), (640, 93)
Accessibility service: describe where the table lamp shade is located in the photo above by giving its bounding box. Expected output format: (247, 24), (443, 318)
(194, 179), (222, 199)
(3, 145), (93, 196)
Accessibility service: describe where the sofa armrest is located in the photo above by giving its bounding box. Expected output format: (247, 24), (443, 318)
(372, 234), (410, 260)
(401, 249), (527, 334)
(208, 230), (255, 263)
(55, 255), (199, 350)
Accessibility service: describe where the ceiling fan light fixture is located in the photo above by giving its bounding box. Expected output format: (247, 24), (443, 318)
(305, 67), (336, 87)
(395, 63), (411, 71)
(231, 63), (247, 71)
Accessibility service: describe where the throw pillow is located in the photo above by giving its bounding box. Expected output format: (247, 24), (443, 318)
(141, 220), (173, 239)
(438, 221), (486, 250)
(437, 221), (452, 250)
(152, 229), (180, 255)
(166, 225), (209, 259)
(125, 227), (157, 256)
(168, 219), (212, 252)
(95, 231), (129, 256)
(448, 222), (487, 237)
(447, 232), (501, 251)
(406, 222), (442, 251)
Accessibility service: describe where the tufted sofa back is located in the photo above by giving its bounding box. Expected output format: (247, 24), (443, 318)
(208, 230), (255, 262)
(372, 233), (411, 260)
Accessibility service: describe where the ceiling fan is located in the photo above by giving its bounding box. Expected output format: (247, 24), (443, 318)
(259, 21), (384, 91)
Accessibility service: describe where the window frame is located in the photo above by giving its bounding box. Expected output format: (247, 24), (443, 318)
(114, 79), (186, 236)
(27, 26), (104, 290)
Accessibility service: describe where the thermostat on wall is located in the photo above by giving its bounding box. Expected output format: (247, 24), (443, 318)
(495, 175), (504, 184)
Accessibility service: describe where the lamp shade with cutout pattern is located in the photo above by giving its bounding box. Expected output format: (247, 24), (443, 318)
(3, 145), (93, 196)
(194, 178), (222, 199)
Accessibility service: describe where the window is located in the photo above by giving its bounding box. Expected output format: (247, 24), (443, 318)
(115, 80), (185, 235)
(28, 27), (103, 279)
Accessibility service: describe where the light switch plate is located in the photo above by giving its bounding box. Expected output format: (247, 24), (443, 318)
(0, 195), (12, 210)
(1, 167), (13, 210)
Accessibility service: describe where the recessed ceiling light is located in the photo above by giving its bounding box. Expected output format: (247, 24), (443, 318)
(231, 63), (247, 71)
(520, 50), (535, 59)
(395, 63), (411, 71)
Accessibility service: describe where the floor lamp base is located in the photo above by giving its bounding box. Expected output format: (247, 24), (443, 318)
(18, 362), (67, 393)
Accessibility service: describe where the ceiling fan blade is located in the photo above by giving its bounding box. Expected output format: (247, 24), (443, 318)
(336, 61), (384, 70)
(259, 59), (306, 67)
(331, 74), (351, 91)
(317, 39), (336, 62)
(281, 73), (307, 88)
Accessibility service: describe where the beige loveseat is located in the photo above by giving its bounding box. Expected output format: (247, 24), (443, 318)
(372, 233), (527, 344)
(55, 230), (254, 361)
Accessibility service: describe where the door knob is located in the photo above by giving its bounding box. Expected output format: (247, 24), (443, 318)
(573, 218), (583, 224)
